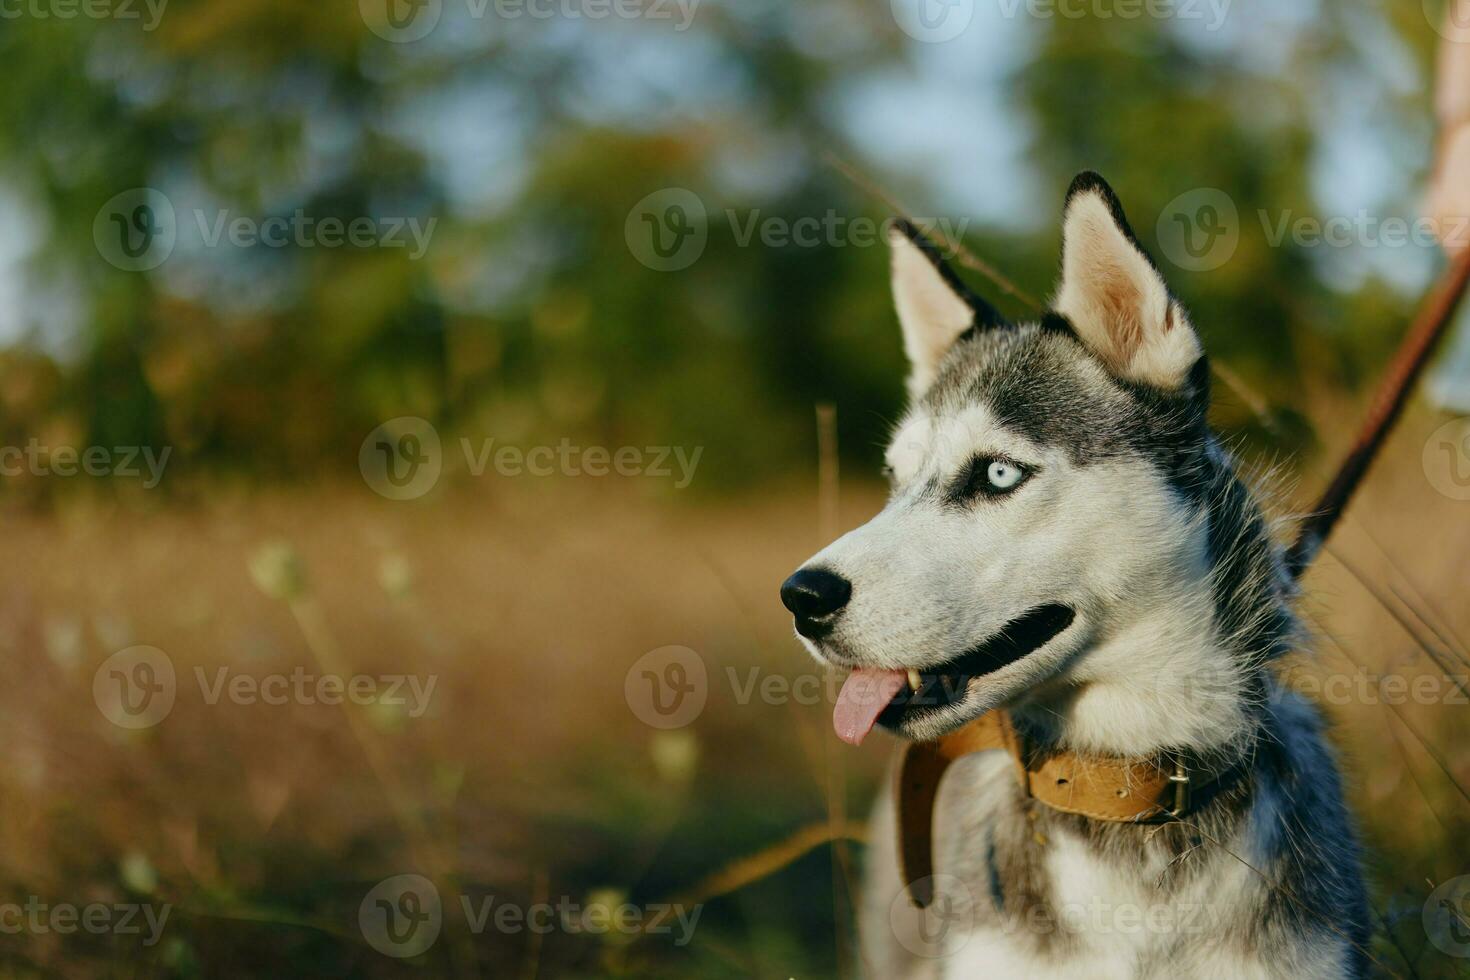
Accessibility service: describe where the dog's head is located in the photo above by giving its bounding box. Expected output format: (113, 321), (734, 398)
(781, 172), (1227, 747)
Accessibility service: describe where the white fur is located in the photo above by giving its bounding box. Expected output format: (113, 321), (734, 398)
(889, 227), (974, 397)
(884, 414), (934, 484)
(939, 826), (1347, 980)
(803, 399), (1236, 757)
(864, 746), (1351, 980)
(804, 404), (1080, 673)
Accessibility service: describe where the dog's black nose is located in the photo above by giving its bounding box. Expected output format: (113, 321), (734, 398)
(780, 568), (851, 636)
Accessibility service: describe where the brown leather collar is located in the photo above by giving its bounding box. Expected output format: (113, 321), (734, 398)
(897, 709), (1242, 907)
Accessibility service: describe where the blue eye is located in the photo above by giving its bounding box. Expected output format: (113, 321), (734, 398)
(958, 455), (1032, 500)
(986, 460), (1023, 490)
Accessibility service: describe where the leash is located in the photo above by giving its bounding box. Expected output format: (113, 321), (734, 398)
(1286, 248), (1470, 576)
(897, 248), (1470, 907)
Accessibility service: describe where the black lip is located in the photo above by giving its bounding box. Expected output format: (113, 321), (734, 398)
(877, 603), (1076, 728)
(794, 617), (834, 641)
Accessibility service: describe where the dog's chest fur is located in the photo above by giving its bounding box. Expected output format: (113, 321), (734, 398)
(859, 686), (1367, 980)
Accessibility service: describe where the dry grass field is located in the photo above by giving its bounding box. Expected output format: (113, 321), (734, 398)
(0, 403), (1466, 977)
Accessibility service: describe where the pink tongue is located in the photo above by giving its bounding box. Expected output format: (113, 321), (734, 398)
(834, 669), (908, 746)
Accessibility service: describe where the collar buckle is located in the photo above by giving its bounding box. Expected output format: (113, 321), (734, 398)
(1167, 757), (1191, 817)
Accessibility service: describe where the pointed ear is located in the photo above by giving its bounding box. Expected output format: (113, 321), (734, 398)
(1052, 172), (1202, 390)
(887, 219), (1006, 398)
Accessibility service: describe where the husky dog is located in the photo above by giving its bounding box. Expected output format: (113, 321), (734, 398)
(779, 173), (1368, 978)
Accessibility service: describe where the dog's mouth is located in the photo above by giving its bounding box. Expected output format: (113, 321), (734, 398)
(832, 603), (1076, 745)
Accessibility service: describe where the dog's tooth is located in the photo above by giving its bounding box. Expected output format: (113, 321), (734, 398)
(907, 668), (922, 692)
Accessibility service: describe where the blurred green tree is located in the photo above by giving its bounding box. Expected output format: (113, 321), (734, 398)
(0, 0), (1447, 494)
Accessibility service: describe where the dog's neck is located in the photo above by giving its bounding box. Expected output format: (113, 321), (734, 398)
(1006, 588), (1268, 765)
(1006, 447), (1290, 766)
